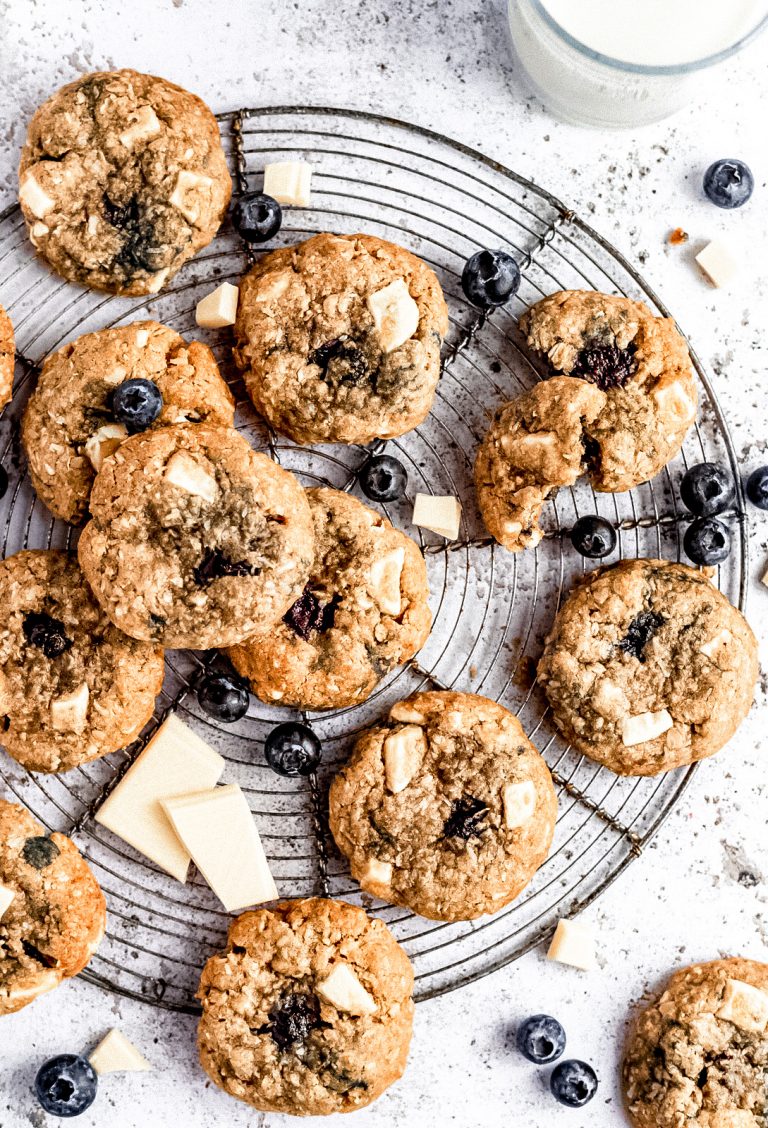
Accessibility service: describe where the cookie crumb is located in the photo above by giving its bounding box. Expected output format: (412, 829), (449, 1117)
(667, 227), (689, 246)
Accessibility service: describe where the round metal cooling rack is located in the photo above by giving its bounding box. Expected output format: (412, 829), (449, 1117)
(0, 106), (748, 1013)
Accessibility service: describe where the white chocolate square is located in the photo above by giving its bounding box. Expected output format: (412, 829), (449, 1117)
(383, 725), (426, 793)
(621, 709), (673, 747)
(196, 282), (239, 329)
(0, 884), (15, 920)
(169, 170), (214, 224)
(89, 1028), (152, 1074)
(717, 978), (768, 1033)
(546, 918), (596, 971)
(412, 493), (462, 540)
(367, 279), (419, 353)
(368, 547), (405, 616)
(50, 683), (89, 733)
(696, 240), (739, 289)
(699, 628), (733, 659)
(263, 161), (312, 207)
(359, 857), (392, 887)
(502, 780), (537, 829)
(164, 450), (218, 503)
(85, 423), (129, 472)
(316, 964), (377, 1015)
(19, 173), (55, 219)
(119, 105), (161, 149)
(389, 701), (427, 725)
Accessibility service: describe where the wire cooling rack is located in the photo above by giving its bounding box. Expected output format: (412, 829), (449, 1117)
(0, 106), (749, 1012)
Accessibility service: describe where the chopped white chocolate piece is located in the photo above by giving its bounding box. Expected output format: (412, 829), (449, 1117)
(169, 170), (214, 224)
(653, 380), (696, 423)
(119, 105), (161, 149)
(389, 702), (427, 724)
(95, 714), (225, 883)
(19, 173), (55, 218)
(368, 547), (405, 616)
(699, 629), (733, 659)
(195, 282), (239, 329)
(0, 884), (15, 920)
(164, 450), (218, 503)
(700, 1112), (760, 1128)
(502, 780), (537, 829)
(316, 964), (377, 1016)
(89, 1028), (152, 1075)
(359, 858), (393, 887)
(85, 423), (129, 472)
(134, 329), (150, 348)
(547, 918), (596, 971)
(161, 784), (278, 911)
(412, 493), (462, 540)
(622, 709), (673, 747)
(367, 279), (419, 353)
(30, 221), (49, 241)
(696, 240), (739, 289)
(263, 161), (312, 207)
(383, 724), (426, 793)
(717, 978), (768, 1033)
(146, 268), (170, 294)
(50, 683), (89, 733)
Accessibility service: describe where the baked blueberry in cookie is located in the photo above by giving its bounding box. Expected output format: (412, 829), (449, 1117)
(197, 898), (414, 1115)
(328, 691), (557, 921)
(18, 69), (231, 295)
(228, 488), (431, 711)
(537, 559), (758, 776)
(622, 958), (768, 1128)
(234, 233), (449, 445)
(0, 799), (106, 1015)
(22, 321), (235, 524)
(0, 550), (164, 773)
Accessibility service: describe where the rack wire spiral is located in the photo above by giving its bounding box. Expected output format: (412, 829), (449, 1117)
(0, 107), (748, 1012)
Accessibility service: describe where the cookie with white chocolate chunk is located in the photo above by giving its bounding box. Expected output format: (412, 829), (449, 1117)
(0, 550), (164, 773)
(234, 232), (449, 444)
(18, 69), (231, 295)
(622, 958), (768, 1128)
(0, 797), (106, 1015)
(0, 303), (15, 411)
(228, 487), (431, 710)
(328, 691), (557, 921)
(22, 321), (234, 524)
(197, 898), (414, 1116)
(537, 559), (758, 776)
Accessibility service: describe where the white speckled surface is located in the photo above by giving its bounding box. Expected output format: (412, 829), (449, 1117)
(1, 2), (767, 1125)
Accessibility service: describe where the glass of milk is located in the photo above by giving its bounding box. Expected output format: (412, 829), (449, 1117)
(508, 0), (768, 127)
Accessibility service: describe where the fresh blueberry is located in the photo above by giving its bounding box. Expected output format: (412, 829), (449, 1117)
(461, 249), (521, 309)
(111, 378), (162, 434)
(680, 462), (735, 517)
(359, 455), (408, 502)
(703, 159), (754, 210)
(35, 1055), (97, 1118)
(550, 1059), (598, 1108)
(264, 722), (322, 777)
(684, 516), (732, 566)
(570, 515), (617, 559)
(232, 192), (283, 244)
(515, 1014), (566, 1065)
(197, 669), (250, 722)
(746, 466), (768, 510)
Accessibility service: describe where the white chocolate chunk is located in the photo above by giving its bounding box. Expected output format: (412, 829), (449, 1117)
(50, 683), (89, 733)
(412, 493), (462, 540)
(263, 161), (312, 206)
(195, 282), (239, 329)
(389, 702), (427, 724)
(316, 964), (377, 1016)
(621, 709), (673, 747)
(161, 784), (278, 911)
(95, 715), (225, 883)
(696, 240), (739, 289)
(502, 780), (537, 829)
(119, 105), (161, 149)
(717, 978), (768, 1033)
(85, 423), (129, 472)
(30, 221), (49, 241)
(164, 451), (218, 503)
(697, 1112), (759, 1128)
(653, 380), (696, 423)
(547, 918), (596, 971)
(135, 329), (150, 348)
(360, 857), (392, 887)
(89, 1028), (152, 1074)
(699, 628), (734, 659)
(368, 547), (405, 616)
(169, 170), (214, 224)
(367, 279), (419, 353)
(383, 725), (426, 793)
(146, 268), (170, 294)
(19, 173), (55, 218)
(0, 884), (15, 920)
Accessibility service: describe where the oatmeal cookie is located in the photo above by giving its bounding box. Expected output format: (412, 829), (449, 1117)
(0, 304), (14, 410)
(197, 898), (414, 1116)
(329, 691), (557, 921)
(22, 320), (234, 524)
(77, 425), (314, 649)
(234, 232), (449, 444)
(0, 798), (106, 1015)
(0, 550), (164, 773)
(537, 559), (758, 776)
(18, 69), (231, 295)
(228, 488), (431, 710)
(623, 958), (768, 1128)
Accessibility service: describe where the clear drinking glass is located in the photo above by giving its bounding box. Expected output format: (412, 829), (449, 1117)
(508, 0), (768, 128)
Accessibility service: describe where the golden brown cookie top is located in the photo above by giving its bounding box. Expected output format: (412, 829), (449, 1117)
(0, 304), (14, 411)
